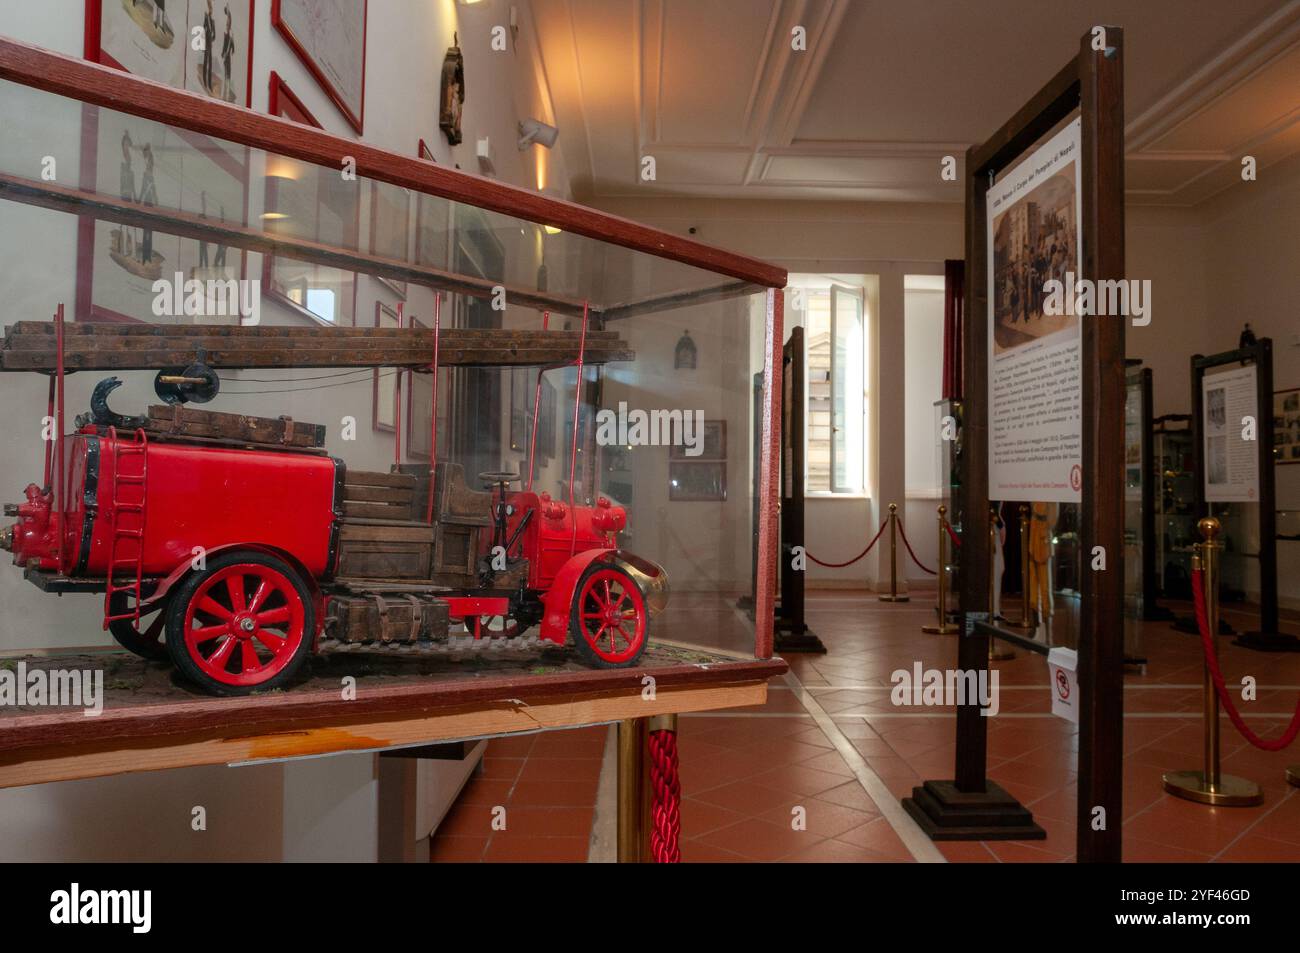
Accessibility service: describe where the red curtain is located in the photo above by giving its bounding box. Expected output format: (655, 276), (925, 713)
(942, 258), (965, 399)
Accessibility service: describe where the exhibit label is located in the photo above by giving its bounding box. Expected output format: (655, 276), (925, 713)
(1202, 364), (1259, 502)
(986, 118), (1083, 502)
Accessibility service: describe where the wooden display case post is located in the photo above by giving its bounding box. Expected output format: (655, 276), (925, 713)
(903, 28), (1127, 861)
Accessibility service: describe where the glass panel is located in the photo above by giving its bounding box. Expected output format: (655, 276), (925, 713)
(0, 76), (775, 668)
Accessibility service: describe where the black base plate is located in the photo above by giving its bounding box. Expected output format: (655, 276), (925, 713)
(902, 779), (1046, 841)
(773, 628), (827, 654)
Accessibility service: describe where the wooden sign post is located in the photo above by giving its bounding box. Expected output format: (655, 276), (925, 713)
(903, 27), (1127, 862)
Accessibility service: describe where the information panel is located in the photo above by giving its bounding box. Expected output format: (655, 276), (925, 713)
(1202, 364), (1260, 502)
(986, 118), (1083, 502)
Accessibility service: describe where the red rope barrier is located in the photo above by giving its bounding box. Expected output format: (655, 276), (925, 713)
(648, 728), (681, 863)
(945, 520), (962, 549)
(1192, 566), (1300, 752)
(805, 519), (888, 568)
(895, 520), (937, 575)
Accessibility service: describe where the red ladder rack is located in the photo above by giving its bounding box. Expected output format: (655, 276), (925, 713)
(102, 426), (149, 628)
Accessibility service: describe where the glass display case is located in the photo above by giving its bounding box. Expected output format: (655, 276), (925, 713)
(0, 40), (787, 720)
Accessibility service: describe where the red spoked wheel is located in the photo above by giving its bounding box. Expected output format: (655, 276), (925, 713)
(165, 551), (314, 695)
(107, 591), (170, 661)
(569, 564), (648, 668)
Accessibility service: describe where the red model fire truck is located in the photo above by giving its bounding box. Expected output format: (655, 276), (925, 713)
(1, 307), (667, 695)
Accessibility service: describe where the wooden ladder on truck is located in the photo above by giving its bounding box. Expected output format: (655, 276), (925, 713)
(102, 427), (149, 628)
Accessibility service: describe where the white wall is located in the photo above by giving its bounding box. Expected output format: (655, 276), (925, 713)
(590, 197), (961, 589)
(0, 0), (561, 861)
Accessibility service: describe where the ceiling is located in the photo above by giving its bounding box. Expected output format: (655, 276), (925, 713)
(529, 0), (1300, 205)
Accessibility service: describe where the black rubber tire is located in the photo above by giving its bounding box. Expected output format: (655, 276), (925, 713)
(164, 550), (315, 696)
(107, 591), (170, 661)
(568, 563), (649, 669)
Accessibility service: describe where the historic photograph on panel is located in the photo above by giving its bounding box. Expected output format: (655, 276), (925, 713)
(990, 162), (1079, 355)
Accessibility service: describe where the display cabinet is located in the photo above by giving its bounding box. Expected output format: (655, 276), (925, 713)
(0, 38), (788, 788)
(1153, 414), (1197, 599)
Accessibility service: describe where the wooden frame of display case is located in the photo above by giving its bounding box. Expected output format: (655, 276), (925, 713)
(0, 38), (790, 858)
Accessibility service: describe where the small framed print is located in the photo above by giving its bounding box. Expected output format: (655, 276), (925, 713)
(669, 461), (727, 502)
(372, 301), (400, 433)
(669, 419), (726, 460)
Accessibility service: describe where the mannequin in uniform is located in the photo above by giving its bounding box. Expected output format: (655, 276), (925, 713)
(1028, 500), (1057, 640)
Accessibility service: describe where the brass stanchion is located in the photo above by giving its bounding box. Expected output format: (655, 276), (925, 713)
(878, 502), (909, 602)
(922, 505), (957, 634)
(617, 718), (648, 861)
(987, 506), (1014, 660)
(1163, 517), (1263, 806)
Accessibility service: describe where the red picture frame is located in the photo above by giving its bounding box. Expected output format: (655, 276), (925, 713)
(271, 0), (368, 135)
(77, 1), (254, 324)
(263, 71), (360, 326)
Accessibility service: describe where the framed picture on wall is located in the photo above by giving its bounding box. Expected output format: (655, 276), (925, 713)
(370, 178), (410, 298)
(669, 461), (727, 502)
(87, 0), (256, 108)
(272, 0), (368, 134)
(669, 420), (726, 460)
(373, 301), (400, 433)
(76, 114), (250, 324)
(263, 72), (359, 326)
(668, 418), (727, 501)
(1276, 388), (1300, 465)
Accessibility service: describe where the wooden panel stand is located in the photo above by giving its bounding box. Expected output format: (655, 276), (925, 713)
(775, 327), (825, 653)
(1190, 339), (1296, 651)
(903, 28), (1126, 861)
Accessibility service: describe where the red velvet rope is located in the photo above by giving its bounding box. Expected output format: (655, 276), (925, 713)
(945, 520), (962, 549)
(1191, 566), (1300, 752)
(648, 729), (681, 863)
(806, 518), (888, 568)
(895, 520), (937, 575)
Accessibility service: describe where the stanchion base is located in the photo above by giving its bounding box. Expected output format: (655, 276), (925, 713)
(1285, 766), (1299, 788)
(1232, 631), (1300, 653)
(902, 780), (1045, 841)
(774, 629), (828, 654)
(878, 594), (910, 602)
(1162, 770), (1263, 806)
(921, 623), (958, 634)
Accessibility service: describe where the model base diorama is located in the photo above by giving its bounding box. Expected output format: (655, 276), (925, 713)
(1, 321), (669, 697)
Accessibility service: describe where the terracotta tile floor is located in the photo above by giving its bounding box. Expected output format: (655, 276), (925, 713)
(431, 591), (1300, 862)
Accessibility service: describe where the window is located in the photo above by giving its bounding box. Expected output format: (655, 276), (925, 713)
(793, 277), (867, 494)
